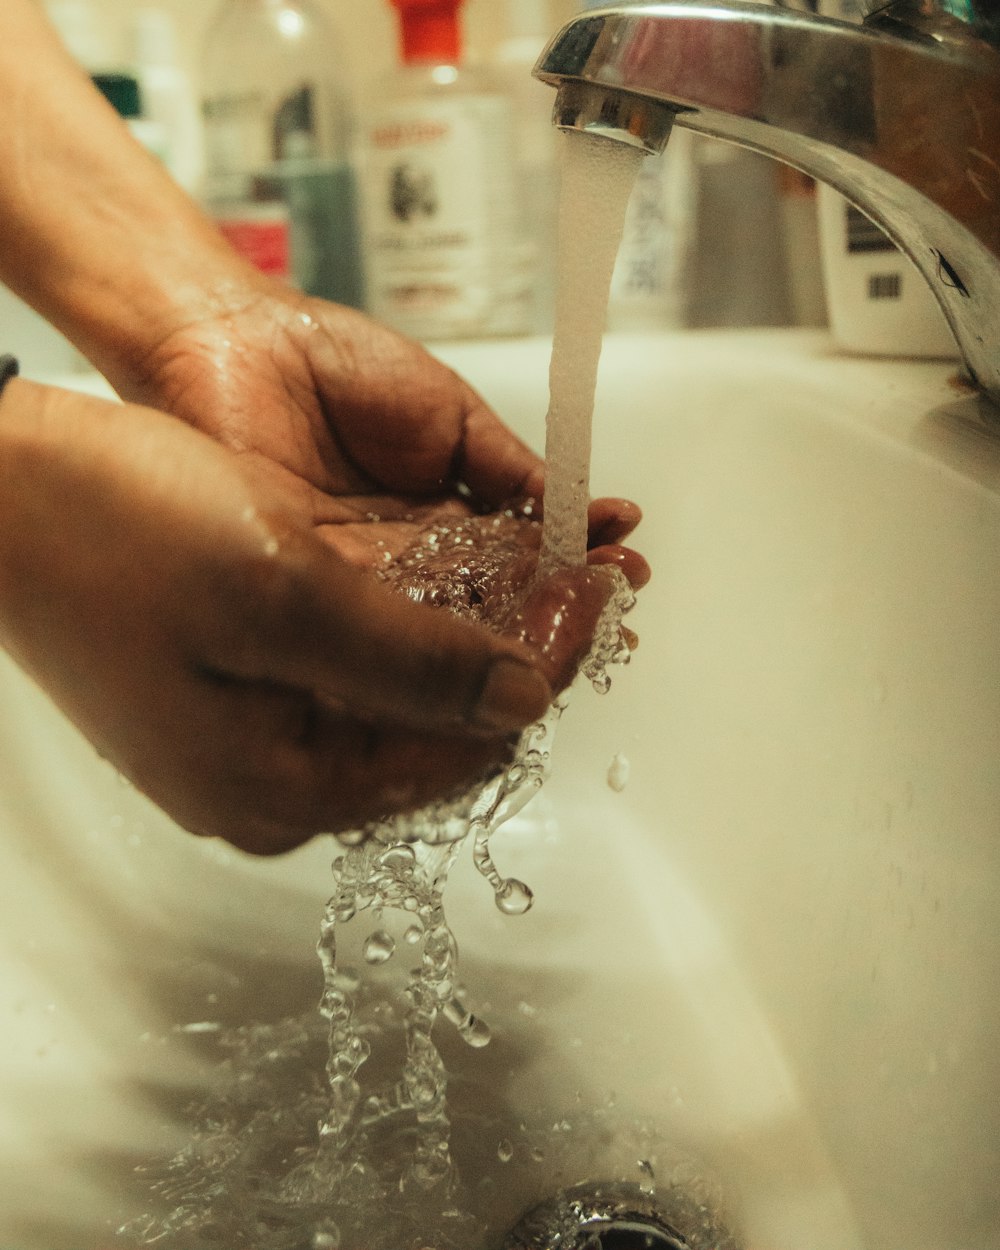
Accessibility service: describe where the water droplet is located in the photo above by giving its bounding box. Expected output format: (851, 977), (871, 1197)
(495, 878), (534, 915)
(311, 1222), (340, 1248)
(378, 845), (416, 872)
(497, 1138), (514, 1163)
(408, 1072), (440, 1109)
(404, 924), (423, 945)
(459, 1014), (491, 1049)
(174, 1021), (221, 1034)
(363, 930), (396, 965)
(336, 827), (366, 848)
(607, 750), (630, 792)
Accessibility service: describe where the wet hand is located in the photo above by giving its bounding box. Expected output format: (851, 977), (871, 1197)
(118, 287), (648, 594)
(0, 381), (638, 856)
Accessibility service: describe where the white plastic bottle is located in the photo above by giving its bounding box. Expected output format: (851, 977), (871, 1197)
(131, 7), (205, 194)
(816, 184), (956, 358)
(814, 0), (955, 357)
(201, 0), (365, 306)
(357, 0), (531, 340)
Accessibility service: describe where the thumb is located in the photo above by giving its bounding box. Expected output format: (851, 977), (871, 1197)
(218, 538), (555, 736)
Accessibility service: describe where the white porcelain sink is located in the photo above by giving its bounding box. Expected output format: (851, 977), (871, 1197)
(1, 330), (998, 1250)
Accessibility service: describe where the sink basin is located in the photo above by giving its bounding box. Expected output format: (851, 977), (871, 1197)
(1, 329), (998, 1250)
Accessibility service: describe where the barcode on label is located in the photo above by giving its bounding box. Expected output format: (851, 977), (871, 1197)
(846, 205), (895, 254)
(868, 272), (902, 300)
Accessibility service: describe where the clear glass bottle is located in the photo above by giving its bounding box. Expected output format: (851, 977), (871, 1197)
(356, 0), (531, 340)
(491, 0), (560, 334)
(201, 0), (364, 306)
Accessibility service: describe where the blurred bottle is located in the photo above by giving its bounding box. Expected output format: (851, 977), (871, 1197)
(605, 130), (698, 331)
(776, 167), (827, 328)
(816, 185), (956, 358)
(577, 0), (698, 330)
(201, 0), (364, 306)
(43, 0), (113, 73)
(131, 7), (205, 193)
(356, 0), (531, 341)
(490, 0), (559, 333)
(815, 0), (953, 356)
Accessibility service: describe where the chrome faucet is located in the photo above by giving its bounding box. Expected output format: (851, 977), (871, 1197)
(534, 1), (1000, 405)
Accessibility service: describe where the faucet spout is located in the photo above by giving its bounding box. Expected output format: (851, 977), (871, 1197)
(534, 2), (1000, 404)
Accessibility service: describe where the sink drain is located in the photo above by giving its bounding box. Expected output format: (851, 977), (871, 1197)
(502, 1182), (690, 1250)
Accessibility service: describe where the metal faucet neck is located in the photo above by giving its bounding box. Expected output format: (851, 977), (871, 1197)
(534, 2), (1000, 405)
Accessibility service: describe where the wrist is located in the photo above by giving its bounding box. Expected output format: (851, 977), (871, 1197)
(0, 1), (273, 397)
(53, 201), (273, 397)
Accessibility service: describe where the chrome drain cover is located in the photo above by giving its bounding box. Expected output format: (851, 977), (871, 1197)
(503, 1182), (689, 1250)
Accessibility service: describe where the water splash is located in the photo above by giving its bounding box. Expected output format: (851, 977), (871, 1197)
(121, 538), (637, 1247)
(120, 128), (665, 1250)
(120, 999), (738, 1250)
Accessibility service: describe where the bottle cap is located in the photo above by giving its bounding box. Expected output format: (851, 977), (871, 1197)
(390, 0), (464, 64)
(92, 72), (143, 119)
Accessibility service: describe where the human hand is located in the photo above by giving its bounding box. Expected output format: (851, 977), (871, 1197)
(114, 285), (648, 593)
(0, 381), (634, 855)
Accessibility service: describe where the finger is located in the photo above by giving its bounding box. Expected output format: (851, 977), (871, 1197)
(457, 395), (546, 507)
(587, 543), (651, 590)
(587, 497), (643, 547)
(502, 565), (619, 693)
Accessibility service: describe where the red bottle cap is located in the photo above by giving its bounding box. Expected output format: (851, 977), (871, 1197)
(390, 0), (464, 64)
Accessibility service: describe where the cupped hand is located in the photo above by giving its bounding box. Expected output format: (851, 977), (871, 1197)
(116, 285), (649, 590)
(0, 381), (639, 856)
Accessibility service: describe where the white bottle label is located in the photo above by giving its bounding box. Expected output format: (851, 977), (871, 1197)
(360, 97), (528, 339)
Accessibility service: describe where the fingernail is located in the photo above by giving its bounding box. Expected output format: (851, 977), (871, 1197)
(474, 656), (552, 733)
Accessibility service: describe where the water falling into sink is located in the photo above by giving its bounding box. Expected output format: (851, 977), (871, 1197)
(539, 132), (645, 574)
(114, 127), (740, 1250)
